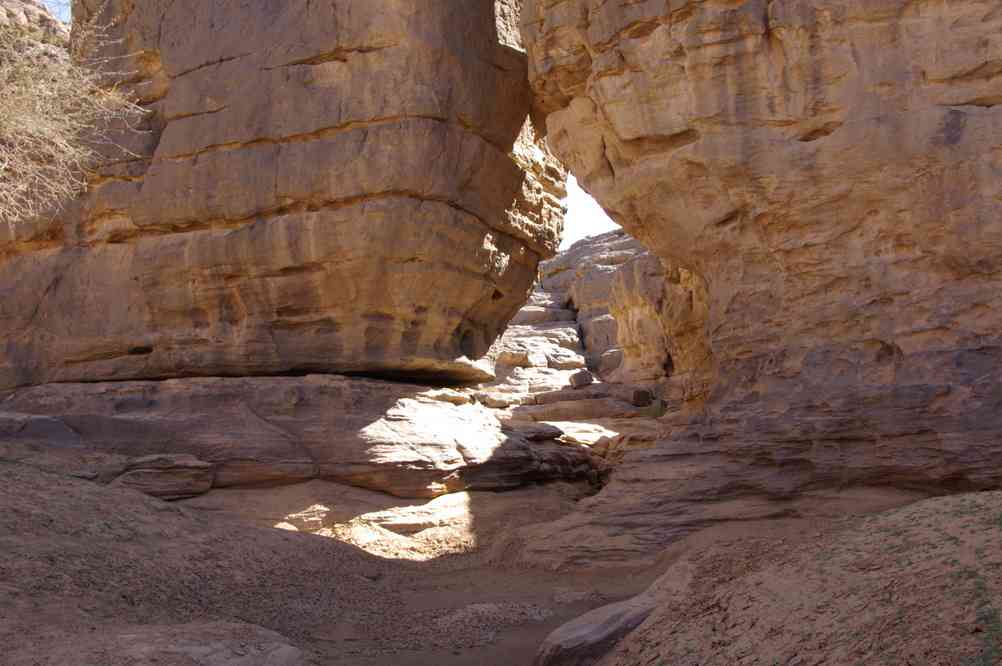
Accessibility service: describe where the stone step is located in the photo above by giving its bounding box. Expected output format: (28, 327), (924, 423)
(510, 305), (578, 325)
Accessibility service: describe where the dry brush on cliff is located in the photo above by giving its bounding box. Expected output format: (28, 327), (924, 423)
(0, 16), (139, 228)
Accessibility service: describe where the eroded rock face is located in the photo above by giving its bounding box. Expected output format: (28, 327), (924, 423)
(0, 0), (565, 389)
(608, 252), (712, 401)
(521, 0), (1002, 567)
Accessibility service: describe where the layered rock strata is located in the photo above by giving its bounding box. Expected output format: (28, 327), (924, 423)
(521, 0), (1002, 567)
(534, 231), (646, 375)
(0, 374), (596, 499)
(0, 0), (565, 388)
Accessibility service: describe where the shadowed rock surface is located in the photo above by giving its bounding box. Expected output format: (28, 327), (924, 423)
(520, 0), (1002, 568)
(0, 0), (566, 388)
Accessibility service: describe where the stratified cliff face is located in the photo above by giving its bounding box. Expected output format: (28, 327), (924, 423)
(537, 231), (646, 375)
(521, 0), (1002, 567)
(0, 0), (565, 388)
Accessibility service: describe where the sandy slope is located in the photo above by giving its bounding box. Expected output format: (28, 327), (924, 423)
(605, 491), (1002, 666)
(0, 463), (657, 665)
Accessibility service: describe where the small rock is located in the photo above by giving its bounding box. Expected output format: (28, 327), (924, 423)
(569, 370), (594, 389)
(502, 422), (565, 441)
(630, 389), (654, 407)
(112, 454), (214, 500)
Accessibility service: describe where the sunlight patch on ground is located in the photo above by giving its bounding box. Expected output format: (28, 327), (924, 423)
(276, 492), (477, 561)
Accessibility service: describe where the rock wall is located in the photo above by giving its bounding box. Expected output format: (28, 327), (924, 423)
(0, 0), (565, 388)
(520, 0), (1002, 567)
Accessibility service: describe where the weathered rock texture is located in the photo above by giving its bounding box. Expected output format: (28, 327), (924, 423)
(0, 374), (596, 498)
(537, 231), (645, 375)
(602, 492), (1002, 665)
(608, 251), (712, 401)
(0, 0), (565, 389)
(479, 233), (668, 462)
(521, 0), (1002, 568)
(529, 230), (711, 401)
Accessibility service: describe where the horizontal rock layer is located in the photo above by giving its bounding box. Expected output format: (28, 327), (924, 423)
(0, 0), (566, 388)
(0, 374), (597, 498)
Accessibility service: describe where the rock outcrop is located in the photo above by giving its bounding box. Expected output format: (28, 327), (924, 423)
(602, 492), (1002, 665)
(537, 231), (645, 375)
(0, 0), (565, 389)
(0, 374), (596, 498)
(521, 0), (1002, 567)
(479, 232), (669, 460)
(525, 230), (711, 403)
(608, 251), (712, 402)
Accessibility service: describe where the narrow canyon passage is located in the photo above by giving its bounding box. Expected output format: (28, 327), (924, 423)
(0, 230), (687, 665)
(4, 0), (1002, 664)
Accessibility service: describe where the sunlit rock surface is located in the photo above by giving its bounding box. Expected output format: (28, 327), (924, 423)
(0, 0), (565, 388)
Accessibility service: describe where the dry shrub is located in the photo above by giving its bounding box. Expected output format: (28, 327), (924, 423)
(0, 14), (140, 228)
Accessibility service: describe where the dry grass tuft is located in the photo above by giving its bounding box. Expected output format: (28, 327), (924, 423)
(0, 15), (141, 229)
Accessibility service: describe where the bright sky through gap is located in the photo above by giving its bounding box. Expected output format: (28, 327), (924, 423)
(42, 0), (69, 21)
(38, 1), (620, 250)
(560, 176), (620, 249)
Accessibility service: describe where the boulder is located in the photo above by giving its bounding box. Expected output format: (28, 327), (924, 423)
(568, 370), (593, 389)
(534, 594), (656, 666)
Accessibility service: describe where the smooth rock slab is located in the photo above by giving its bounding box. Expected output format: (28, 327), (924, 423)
(534, 594), (655, 666)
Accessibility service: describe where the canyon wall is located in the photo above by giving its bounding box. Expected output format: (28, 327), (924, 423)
(520, 0), (1002, 567)
(0, 0), (565, 388)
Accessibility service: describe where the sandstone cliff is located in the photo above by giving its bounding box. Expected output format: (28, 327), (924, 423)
(0, 0), (565, 388)
(521, 0), (1002, 567)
